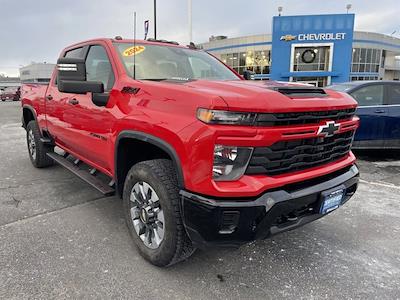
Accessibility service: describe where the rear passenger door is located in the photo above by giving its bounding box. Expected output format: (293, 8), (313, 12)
(384, 84), (400, 148)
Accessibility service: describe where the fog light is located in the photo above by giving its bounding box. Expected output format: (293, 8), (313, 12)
(213, 145), (253, 181)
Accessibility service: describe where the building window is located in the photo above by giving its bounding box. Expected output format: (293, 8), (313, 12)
(351, 48), (381, 74)
(221, 50), (270, 75)
(291, 76), (328, 87)
(293, 46), (330, 72)
(350, 76), (379, 81)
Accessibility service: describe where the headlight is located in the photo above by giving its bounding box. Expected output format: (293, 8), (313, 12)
(213, 145), (253, 181)
(197, 108), (256, 125)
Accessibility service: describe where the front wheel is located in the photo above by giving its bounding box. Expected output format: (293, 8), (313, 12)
(123, 159), (195, 267)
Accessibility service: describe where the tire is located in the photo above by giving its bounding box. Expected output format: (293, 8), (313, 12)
(26, 121), (54, 168)
(123, 159), (195, 267)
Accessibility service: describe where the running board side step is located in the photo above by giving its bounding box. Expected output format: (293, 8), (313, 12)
(47, 152), (115, 196)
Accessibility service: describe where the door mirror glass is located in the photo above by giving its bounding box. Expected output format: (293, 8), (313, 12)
(57, 57), (104, 94)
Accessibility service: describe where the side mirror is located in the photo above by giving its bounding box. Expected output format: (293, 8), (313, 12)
(57, 58), (104, 94)
(243, 70), (255, 80)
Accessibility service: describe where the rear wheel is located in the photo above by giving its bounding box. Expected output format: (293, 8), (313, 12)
(26, 121), (54, 168)
(123, 159), (195, 267)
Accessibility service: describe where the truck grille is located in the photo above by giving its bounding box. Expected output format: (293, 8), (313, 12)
(255, 108), (356, 126)
(246, 130), (355, 176)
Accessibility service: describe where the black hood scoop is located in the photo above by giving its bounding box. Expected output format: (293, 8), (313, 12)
(267, 86), (327, 98)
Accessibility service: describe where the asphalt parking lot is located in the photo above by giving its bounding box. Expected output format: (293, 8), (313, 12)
(0, 101), (399, 299)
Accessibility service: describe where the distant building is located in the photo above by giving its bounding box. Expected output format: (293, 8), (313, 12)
(201, 14), (400, 86)
(19, 62), (55, 83)
(0, 76), (20, 91)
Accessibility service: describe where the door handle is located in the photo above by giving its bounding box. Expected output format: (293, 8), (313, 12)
(374, 109), (385, 113)
(68, 98), (79, 105)
(46, 95), (53, 101)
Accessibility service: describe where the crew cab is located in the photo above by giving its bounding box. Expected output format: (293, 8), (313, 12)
(21, 38), (359, 267)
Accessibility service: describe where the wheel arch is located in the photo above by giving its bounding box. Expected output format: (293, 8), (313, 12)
(22, 105), (38, 129)
(115, 130), (185, 198)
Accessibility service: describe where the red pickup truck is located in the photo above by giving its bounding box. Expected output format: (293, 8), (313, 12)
(21, 38), (359, 267)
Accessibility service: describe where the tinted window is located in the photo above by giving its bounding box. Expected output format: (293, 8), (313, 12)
(85, 45), (115, 91)
(388, 84), (400, 105)
(350, 85), (384, 106)
(65, 47), (83, 58)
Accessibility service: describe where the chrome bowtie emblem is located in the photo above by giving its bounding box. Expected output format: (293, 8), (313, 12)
(317, 121), (340, 137)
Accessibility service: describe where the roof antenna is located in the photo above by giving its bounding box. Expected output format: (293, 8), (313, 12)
(133, 11), (137, 80)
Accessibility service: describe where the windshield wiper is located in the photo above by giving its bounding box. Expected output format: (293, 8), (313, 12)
(140, 78), (169, 81)
(140, 78), (195, 82)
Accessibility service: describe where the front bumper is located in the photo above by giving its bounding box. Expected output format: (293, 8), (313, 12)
(180, 165), (359, 248)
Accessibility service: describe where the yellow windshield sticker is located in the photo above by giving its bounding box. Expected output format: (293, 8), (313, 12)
(123, 46), (145, 56)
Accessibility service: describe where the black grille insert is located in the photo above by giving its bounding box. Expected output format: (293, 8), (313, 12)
(246, 130), (355, 176)
(255, 108), (356, 126)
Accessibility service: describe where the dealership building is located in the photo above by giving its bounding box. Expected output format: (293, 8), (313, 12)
(201, 14), (400, 86)
(19, 62), (55, 83)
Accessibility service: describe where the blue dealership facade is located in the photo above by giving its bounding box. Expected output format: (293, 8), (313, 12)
(201, 14), (400, 86)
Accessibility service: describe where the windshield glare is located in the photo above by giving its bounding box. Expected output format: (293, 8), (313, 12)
(114, 43), (240, 81)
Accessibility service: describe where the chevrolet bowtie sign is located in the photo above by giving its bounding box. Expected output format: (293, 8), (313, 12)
(280, 34), (297, 41)
(280, 32), (346, 42)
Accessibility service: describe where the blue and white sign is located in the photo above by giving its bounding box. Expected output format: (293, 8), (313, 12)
(271, 14), (355, 85)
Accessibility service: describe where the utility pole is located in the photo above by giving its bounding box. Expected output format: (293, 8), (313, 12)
(154, 0), (157, 39)
(188, 0), (192, 43)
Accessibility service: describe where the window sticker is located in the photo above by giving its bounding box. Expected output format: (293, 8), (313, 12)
(123, 46), (146, 57)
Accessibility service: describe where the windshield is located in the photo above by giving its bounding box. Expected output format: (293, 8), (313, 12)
(114, 43), (240, 81)
(326, 84), (354, 92)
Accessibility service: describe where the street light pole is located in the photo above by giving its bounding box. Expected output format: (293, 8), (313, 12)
(188, 0), (192, 43)
(154, 0), (157, 39)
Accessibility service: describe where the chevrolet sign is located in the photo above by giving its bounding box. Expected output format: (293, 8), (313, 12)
(280, 32), (346, 42)
(298, 32), (346, 41)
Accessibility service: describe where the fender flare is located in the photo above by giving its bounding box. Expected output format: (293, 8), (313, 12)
(115, 130), (185, 195)
(22, 105), (38, 129)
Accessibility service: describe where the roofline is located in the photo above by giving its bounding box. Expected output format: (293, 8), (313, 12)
(64, 38), (189, 50)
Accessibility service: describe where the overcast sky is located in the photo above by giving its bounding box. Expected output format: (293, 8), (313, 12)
(0, 0), (399, 76)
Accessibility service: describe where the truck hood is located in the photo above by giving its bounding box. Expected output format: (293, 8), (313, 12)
(182, 80), (357, 113)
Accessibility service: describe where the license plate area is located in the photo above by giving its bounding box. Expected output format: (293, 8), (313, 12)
(319, 187), (345, 214)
